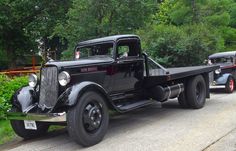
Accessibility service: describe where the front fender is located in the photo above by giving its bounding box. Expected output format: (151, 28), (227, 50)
(57, 82), (111, 108)
(215, 73), (232, 85)
(11, 86), (37, 112)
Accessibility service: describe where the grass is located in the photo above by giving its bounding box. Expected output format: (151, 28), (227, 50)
(48, 125), (65, 132)
(0, 120), (16, 145)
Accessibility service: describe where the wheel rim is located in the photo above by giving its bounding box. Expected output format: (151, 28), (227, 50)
(83, 101), (103, 133)
(229, 79), (234, 92)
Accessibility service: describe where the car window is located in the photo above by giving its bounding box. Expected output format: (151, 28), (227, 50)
(211, 57), (233, 64)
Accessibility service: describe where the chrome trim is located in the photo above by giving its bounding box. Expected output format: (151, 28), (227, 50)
(210, 85), (225, 89)
(7, 112), (66, 122)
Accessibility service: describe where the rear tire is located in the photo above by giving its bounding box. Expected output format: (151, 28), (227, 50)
(10, 107), (49, 139)
(186, 75), (206, 109)
(67, 91), (109, 147)
(178, 92), (189, 108)
(225, 76), (234, 93)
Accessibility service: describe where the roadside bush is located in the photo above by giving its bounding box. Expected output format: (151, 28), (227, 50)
(138, 24), (224, 67)
(0, 74), (28, 119)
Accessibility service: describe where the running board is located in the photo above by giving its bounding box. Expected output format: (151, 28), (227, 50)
(116, 100), (155, 112)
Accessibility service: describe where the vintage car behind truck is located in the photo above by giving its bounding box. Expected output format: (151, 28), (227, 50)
(7, 35), (218, 147)
(209, 51), (236, 93)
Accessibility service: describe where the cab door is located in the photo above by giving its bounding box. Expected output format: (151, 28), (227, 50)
(111, 39), (144, 93)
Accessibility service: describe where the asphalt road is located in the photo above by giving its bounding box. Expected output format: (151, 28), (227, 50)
(1, 89), (236, 151)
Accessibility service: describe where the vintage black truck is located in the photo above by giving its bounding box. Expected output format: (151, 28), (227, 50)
(7, 35), (218, 147)
(208, 51), (236, 93)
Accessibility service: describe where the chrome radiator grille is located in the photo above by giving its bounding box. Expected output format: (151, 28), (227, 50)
(39, 67), (58, 110)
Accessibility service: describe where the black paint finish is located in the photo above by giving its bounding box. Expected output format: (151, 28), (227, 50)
(11, 35), (219, 114)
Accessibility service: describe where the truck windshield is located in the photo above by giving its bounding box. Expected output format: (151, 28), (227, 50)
(75, 43), (113, 59)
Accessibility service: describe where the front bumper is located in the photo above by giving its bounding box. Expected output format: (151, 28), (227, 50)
(7, 112), (66, 122)
(210, 85), (225, 89)
(210, 81), (225, 89)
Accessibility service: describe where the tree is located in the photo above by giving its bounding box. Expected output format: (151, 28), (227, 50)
(138, 0), (236, 67)
(54, 0), (158, 59)
(138, 24), (224, 67)
(0, 0), (71, 69)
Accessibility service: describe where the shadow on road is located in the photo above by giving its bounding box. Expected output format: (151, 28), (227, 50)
(0, 100), (193, 150)
(210, 88), (226, 93)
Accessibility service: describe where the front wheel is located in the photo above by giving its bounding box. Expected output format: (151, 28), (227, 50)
(67, 91), (109, 147)
(10, 107), (49, 139)
(225, 76), (234, 93)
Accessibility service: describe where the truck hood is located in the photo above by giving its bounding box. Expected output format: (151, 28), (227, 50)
(45, 56), (114, 68)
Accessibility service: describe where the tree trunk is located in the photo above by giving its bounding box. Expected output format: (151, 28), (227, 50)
(191, 0), (198, 23)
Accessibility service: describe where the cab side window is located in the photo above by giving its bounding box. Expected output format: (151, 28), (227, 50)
(117, 39), (140, 59)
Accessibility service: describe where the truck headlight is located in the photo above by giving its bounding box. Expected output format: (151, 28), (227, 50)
(215, 69), (221, 74)
(29, 74), (37, 88)
(58, 71), (70, 86)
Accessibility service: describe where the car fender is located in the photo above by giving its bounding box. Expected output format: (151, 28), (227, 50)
(215, 73), (233, 85)
(11, 86), (37, 112)
(57, 81), (112, 108)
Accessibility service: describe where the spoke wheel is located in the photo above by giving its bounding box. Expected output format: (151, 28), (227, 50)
(225, 77), (234, 93)
(229, 79), (234, 92)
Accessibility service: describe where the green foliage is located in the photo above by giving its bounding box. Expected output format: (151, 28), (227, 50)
(152, 0), (174, 24)
(0, 75), (28, 119)
(0, 0), (71, 68)
(205, 12), (230, 26)
(229, 3), (236, 28)
(1, 0), (236, 67)
(0, 120), (16, 145)
(138, 24), (224, 67)
(54, 0), (157, 59)
(140, 0), (236, 67)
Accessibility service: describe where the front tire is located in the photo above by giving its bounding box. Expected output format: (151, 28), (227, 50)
(67, 91), (109, 147)
(186, 75), (206, 109)
(225, 76), (234, 93)
(10, 107), (49, 139)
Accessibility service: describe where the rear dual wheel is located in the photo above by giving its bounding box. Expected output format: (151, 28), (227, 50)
(67, 91), (109, 147)
(178, 75), (206, 109)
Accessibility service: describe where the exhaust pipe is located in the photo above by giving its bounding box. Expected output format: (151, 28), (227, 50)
(150, 83), (184, 102)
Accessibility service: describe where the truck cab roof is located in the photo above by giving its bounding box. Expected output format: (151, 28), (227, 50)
(77, 35), (140, 46)
(209, 51), (236, 59)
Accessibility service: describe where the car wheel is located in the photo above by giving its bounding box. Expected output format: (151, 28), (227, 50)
(10, 107), (49, 139)
(186, 75), (206, 109)
(225, 76), (234, 93)
(67, 91), (109, 147)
